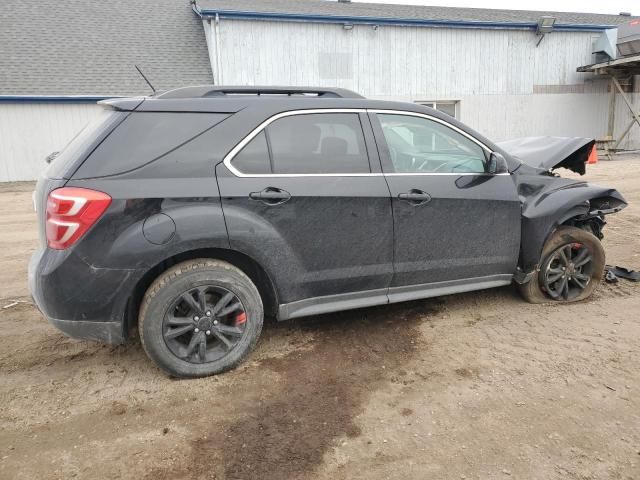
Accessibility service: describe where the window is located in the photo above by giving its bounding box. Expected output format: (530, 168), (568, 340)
(416, 101), (459, 119)
(46, 109), (121, 179)
(230, 113), (370, 175)
(74, 112), (229, 178)
(232, 131), (271, 174)
(377, 114), (487, 174)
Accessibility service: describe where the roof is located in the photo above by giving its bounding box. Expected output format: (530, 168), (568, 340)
(0, 0), (212, 96)
(196, 0), (639, 31)
(157, 85), (366, 99)
(577, 53), (640, 75)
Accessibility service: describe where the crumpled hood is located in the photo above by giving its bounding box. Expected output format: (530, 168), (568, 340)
(496, 137), (595, 175)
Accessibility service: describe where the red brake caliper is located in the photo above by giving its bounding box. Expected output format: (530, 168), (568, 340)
(234, 312), (247, 326)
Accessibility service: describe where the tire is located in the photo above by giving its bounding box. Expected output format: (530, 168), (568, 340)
(518, 226), (605, 304)
(139, 259), (263, 378)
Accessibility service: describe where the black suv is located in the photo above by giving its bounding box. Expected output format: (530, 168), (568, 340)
(29, 86), (627, 377)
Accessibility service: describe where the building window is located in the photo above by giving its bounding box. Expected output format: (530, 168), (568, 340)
(415, 101), (459, 119)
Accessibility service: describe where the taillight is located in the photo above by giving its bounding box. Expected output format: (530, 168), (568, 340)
(46, 187), (111, 250)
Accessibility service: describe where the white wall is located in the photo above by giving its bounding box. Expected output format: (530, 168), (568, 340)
(205, 19), (639, 149)
(0, 102), (101, 182)
(459, 93), (612, 142)
(212, 20), (602, 96)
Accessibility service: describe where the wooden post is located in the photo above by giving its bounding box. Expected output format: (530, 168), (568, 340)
(608, 77), (616, 139)
(612, 77), (640, 149)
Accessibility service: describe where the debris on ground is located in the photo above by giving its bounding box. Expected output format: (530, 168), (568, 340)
(604, 265), (640, 283)
(2, 300), (32, 309)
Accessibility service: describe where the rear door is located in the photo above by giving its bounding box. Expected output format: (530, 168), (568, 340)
(216, 110), (394, 316)
(369, 110), (521, 292)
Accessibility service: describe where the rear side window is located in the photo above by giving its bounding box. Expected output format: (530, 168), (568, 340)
(230, 113), (370, 174)
(74, 112), (228, 178)
(45, 109), (123, 179)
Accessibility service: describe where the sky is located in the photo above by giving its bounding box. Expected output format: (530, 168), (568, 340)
(358, 0), (636, 15)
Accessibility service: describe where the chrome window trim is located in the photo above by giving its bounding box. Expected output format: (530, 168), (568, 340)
(370, 109), (492, 153)
(223, 108), (499, 178)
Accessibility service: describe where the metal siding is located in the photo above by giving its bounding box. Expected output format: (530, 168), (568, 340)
(459, 94), (612, 142)
(0, 103), (101, 182)
(210, 19), (639, 150)
(216, 20), (598, 96)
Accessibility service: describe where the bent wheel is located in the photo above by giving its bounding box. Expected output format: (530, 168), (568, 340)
(139, 259), (263, 378)
(519, 226), (605, 304)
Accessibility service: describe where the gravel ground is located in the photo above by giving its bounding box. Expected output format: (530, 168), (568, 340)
(0, 156), (639, 480)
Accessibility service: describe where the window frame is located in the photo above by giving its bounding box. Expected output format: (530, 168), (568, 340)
(226, 109), (376, 177)
(224, 109), (499, 177)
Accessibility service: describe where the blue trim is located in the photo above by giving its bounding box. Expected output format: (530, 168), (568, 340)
(0, 95), (122, 103)
(197, 8), (615, 32)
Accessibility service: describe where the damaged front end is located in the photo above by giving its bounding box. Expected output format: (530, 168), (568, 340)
(568, 194), (628, 239)
(498, 137), (628, 283)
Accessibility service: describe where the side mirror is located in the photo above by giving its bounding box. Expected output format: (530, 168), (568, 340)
(488, 152), (509, 174)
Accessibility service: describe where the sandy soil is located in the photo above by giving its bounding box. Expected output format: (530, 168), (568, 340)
(1, 156), (639, 480)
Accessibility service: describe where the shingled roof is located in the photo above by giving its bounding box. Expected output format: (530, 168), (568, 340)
(0, 0), (212, 96)
(196, 0), (637, 28)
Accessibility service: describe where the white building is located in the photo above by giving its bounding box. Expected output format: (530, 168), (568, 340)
(1, 0), (638, 182)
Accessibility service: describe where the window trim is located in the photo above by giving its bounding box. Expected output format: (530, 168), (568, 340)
(223, 108), (499, 178)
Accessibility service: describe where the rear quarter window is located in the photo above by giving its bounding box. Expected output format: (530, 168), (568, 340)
(45, 109), (124, 179)
(73, 112), (228, 178)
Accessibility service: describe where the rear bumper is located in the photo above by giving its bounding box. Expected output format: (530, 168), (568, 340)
(28, 247), (140, 344)
(48, 318), (125, 344)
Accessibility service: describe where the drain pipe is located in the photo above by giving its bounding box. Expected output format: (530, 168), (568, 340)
(191, 1), (222, 85)
(213, 13), (223, 85)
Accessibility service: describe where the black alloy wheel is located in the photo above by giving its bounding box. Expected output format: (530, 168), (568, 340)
(541, 243), (594, 301)
(162, 286), (247, 364)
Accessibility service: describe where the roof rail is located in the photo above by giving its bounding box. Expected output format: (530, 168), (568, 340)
(157, 85), (365, 99)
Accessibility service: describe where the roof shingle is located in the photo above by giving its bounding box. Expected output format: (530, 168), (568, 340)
(0, 0), (212, 96)
(197, 0), (638, 27)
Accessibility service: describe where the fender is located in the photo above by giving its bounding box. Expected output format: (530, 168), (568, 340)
(63, 193), (230, 270)
(515, 174), (627, 279)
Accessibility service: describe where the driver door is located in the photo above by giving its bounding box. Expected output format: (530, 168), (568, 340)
(369, 111), (521, 290)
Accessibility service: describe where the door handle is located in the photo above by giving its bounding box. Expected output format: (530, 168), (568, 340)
(249, 187), (291, 205)
(398, 189), (431, 205)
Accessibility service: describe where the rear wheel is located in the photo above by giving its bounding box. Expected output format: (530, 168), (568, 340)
(519, 226), (605, 304)
(139, 259), (263, 378)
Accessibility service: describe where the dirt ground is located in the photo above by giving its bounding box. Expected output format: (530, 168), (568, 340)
(1, 156), (639, 480)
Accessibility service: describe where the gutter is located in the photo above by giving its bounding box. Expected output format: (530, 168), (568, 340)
(0, 95), (123, 103)
(193, 3), (223, 85)
(194, 7), (616, 32)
